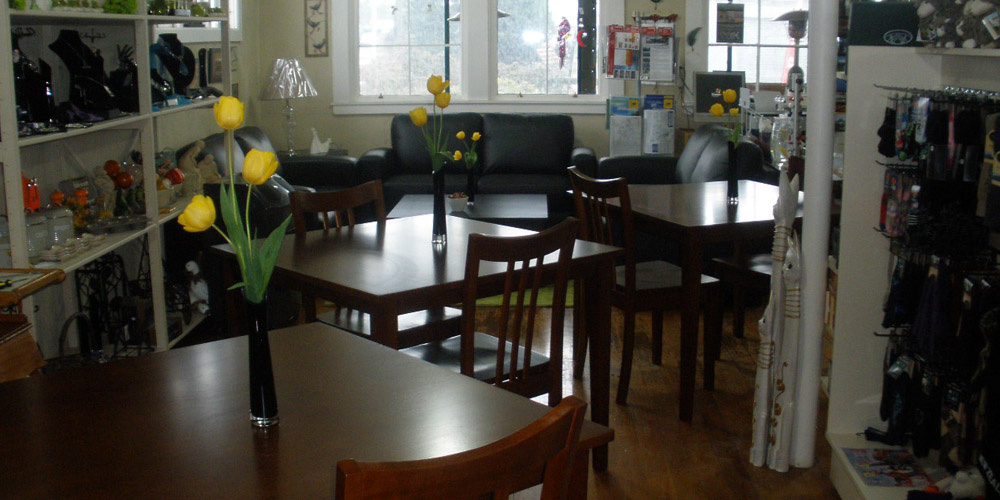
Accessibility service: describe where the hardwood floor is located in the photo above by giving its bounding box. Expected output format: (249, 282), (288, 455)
(482, 306), (841, 500)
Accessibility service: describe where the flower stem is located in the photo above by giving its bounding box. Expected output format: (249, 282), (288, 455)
(245, 184), (254, 259)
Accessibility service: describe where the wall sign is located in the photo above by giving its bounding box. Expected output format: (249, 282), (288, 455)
(716, 3), (745, 44)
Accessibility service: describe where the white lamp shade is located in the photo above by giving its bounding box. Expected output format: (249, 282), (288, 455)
(260, 58), (318, 100)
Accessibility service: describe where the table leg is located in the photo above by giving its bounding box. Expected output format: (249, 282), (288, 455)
(678, 234), (703, 422)
(585, 259), (614, 471)
(368, 303), (401, 349)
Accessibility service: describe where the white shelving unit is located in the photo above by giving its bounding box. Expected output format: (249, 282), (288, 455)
(0, 2), (231, 354)
(827, 45), (1000, 500)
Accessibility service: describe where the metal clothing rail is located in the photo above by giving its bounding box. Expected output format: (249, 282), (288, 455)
(874, 83), (1000, 103)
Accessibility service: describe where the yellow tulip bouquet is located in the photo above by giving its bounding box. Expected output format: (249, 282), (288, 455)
(709, 88), (743, 145)
(454, 130), (482, 203)
(409, 75), (452, 173)
(178, 96), (292, 304)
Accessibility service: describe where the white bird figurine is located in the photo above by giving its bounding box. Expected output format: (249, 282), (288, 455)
(185, 260), (210, 315)
(310, 127), (332, 155)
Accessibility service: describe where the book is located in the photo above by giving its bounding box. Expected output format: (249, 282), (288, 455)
(841, 448), (933, 488)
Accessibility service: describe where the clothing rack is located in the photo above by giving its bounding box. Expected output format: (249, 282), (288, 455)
(874, 83), (1000, 104)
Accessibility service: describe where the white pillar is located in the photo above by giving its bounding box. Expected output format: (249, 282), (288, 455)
(792, 0), (836, 468)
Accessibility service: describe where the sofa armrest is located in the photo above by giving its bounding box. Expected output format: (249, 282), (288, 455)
(597, 155), (681, 184)
(357, 148), (399, 182)
(570, 147), (598, 177)
(277, 155), (361, 190)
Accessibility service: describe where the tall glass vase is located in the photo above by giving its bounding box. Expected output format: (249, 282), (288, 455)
(465, 164), (477, 206)
(727, 141), (739, 205)
(432, 159), (447, 245)
(246, 295), (279, 427)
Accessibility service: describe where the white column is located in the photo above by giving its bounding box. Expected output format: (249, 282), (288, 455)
(792, 0), (836, 468)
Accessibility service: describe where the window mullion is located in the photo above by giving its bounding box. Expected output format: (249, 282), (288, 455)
(462, 0), (490, 101)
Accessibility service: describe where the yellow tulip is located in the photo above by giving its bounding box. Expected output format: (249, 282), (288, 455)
(426, 75), (449, 95)
(435, 92), (451, 109)
(456, 131), (466, 140)
(242, 149), (279, 185)
(709, 103), (724, 117)
(178, 195), (216, 233)
(213, 96), (244, 130)
(453, 150), (463, 161)
(409, 107), (428, 127)
(722, 89), (738, 104)
(472, 132), (481, 141)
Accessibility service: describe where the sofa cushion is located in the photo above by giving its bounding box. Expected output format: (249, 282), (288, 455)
(476, 174), (570, 196)
(390, 112), (483, 176)
(383, 174), (469, 196)
(677, 124), (730, 183)
(235, 126), (278, 155)
(481, 114), (574, 176)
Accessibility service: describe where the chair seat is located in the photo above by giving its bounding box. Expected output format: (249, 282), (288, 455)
(616, 260), (719, 291)
(711, 253), (772, 290)
(400, 331), (549, 382)
(317, 306), (463, 348)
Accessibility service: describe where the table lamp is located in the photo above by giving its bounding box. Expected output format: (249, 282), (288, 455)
(260, 58), (318, 156)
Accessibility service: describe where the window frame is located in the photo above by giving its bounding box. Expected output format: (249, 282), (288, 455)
(331, 0), (623, 115)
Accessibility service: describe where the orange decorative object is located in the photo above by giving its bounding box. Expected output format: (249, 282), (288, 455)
(114, 172), (134, 189)
(74, 188), (89, 206)
(165, 168), (185, 185)
(21, 176), (40, 211)
(50, 190), (66, 206)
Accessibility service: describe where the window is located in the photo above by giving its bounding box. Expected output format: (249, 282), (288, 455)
(706, 0), (808, 85)
(332, 0), (621, 114)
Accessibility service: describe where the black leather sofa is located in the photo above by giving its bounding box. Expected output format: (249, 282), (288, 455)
(358, 113), (598, 224)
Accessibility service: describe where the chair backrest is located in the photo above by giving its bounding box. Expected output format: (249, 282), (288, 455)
(335, 395), (587, 500)
(568, 167), (635, 294)
(289, 180), (387, 234)
(462, 217), (577, 404)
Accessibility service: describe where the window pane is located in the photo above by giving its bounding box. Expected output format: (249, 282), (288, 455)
(497, 0), (591, 96)
(707, 45), (759, 82)
(759, 46), (807, 84)
(358, 0), (460, 97)
(360, 46), (410, 96)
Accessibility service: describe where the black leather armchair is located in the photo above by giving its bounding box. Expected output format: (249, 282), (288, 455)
(358, 113), (598, 224)
(598, 124), (778, 185)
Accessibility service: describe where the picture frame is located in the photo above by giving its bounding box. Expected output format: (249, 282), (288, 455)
(207, 47), (223, 84)
(305, 0), (328, 57)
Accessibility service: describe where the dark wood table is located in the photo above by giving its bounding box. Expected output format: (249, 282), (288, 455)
(387, 194), (549, 220)
(0, 323), (613, 499)
(624, 180), (802, 422)
(212, 214), (621, 470)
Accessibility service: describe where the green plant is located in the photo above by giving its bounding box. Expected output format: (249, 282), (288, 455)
(9, 0), (27, 10)
(102, 0), (136, 14)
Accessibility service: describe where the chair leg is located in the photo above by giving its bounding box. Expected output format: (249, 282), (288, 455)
(616, 304), (636, 405)
(731, 283), (745, 338)
(572, 279), (587, 380)
(303, 292), (317, 323)
(650, 310), (664, 365)
(703, 291), (723, 391)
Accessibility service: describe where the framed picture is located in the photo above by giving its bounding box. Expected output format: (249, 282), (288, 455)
(305, 0), (328, 57)
(207, 48), (224, 84)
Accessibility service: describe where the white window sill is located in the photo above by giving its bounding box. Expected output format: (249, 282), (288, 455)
(331, 99), (611, 116)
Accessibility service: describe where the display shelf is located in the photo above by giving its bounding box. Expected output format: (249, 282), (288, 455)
(165, 310), (206, 349)
(18, 114), (148, 147)
(34, 224), (155, 273)
(146, 14), (227, 24)
(915, 47), (1000, 58)
(828, 433), (947, 500)
(152, 97), (219, 117)
(10, 10), (143, 24)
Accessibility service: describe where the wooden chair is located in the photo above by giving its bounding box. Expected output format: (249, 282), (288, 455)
(568, 167), (723, 404)
(335, 395), (587, 500)
(401, 218), (577, 406)
(289, 180), (461, 347)
(711, 253), (772, 338)
(0, 321), (45, 384)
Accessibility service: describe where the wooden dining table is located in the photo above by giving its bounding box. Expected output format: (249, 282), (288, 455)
(211, 214), (622, 470)
(622, 180), (803, 422)
(0, 323), (613, 499)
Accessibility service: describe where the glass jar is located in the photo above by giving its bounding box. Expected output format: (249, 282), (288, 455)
(44, 205), (75, 247)
(26, 212), (49, 263)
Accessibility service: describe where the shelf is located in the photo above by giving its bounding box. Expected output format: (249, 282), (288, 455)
(34, 223), (155, 273)
(146, 15), (227, 24)
(828, 433), (949, 500)
(10, 10), (143, 25)
(152, 97), (219, 117)
(18, 114), (148, 147)
(915, 47), (1000, 58)
(165, 310), (207, 349)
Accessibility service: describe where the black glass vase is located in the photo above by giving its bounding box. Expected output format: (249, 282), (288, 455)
(246, 295), (278, 427)
(727, 141), (739, 205)
(465, 165), (477, 206)
(432, 162), (447, 245)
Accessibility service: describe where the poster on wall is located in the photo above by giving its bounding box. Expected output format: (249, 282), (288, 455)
(305, 0), (329, 57)
(716, 3), (745, 43)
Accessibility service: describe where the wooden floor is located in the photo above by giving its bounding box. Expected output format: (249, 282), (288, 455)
(484, 305), (841, 500)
